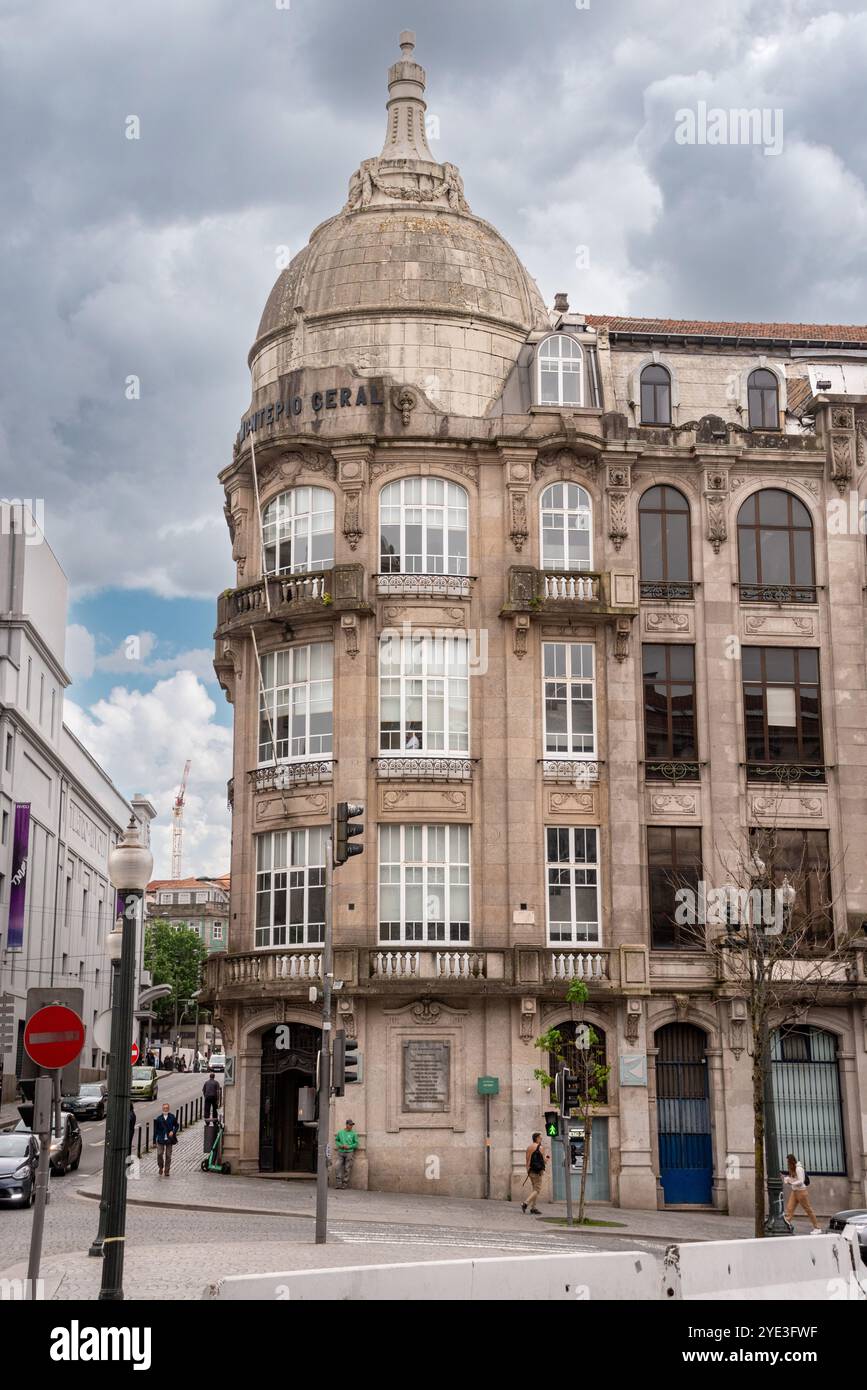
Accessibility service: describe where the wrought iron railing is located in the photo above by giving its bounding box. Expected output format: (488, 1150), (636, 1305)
(739, 583), (818, 604)
(640, 580), (696, 601)
(374, 757), (475, 781)
(249, 760), (334, 791)
(375, 573), (473, 599)
(539, 759), (602, 783)
(744, 762), (828, 785)
(644, 760), (702, 783)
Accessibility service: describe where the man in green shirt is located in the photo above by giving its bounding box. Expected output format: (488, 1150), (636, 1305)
(334, 1119), (358, 1189)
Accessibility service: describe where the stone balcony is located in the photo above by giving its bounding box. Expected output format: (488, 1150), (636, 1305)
(215, 564), (370, 638)
(250, 760), (334, 792)
(503, 567), (638, 623)
(374, 572), (474, 600)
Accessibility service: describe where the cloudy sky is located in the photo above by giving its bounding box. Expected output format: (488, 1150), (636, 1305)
(3, 0), (864, 874)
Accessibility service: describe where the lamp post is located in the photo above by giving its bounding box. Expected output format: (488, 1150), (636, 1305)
(99, 818), (153, 1300)
(88, 921), (123, 1258)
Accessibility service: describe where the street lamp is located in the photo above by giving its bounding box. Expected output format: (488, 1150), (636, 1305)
(88, 918), (124, 1258)
(99, 818), (153, 1300)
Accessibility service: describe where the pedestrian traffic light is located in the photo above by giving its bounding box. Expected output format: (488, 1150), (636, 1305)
(543, 1111), (559, 1140)
(334, 801), (364, 867)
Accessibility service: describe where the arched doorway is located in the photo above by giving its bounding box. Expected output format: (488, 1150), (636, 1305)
(655, 1022), (713, 1204)
(259, 1023), (319, 1173)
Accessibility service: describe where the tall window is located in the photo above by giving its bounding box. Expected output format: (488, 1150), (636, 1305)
(640, 365), (671, 425)
(737, 489), (815, 600)
(379, 634), (469, 753)
(648, 826), (702, 949)
(742, 647), (822, 774)
(550, 1021), (608, 1104)
(255, 827), (326, 948)
(771, 1026), (845, 1173)
(262, 487), (334, 576)
(379, 824), (470, 944)
(747, 368), (779, 429)
(258, 644), (333, 764)
(537, 334), (583, 406)
(546, 827), (601, 944)
(540, 483), (592, 571)
(380, 477), (468, 576)
(749, 828), (833, 945)
(643, 645), (697, 772)
(543, 642), (595, 756)
(639, 486), (691, 595)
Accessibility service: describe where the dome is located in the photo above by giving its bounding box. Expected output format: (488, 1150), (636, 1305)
(249, 33), (549, 419)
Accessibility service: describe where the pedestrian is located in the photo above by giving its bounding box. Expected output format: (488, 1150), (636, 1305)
(202, 1070), (222, 1120)
(782, 1152), (820, 1230)
(153, 1101), (178, 1178)
(522, 1131), (548, 1214)
(128, 1103), (136, 1157)
(145, 1049), (155, 1068)
(334, 1119), (358, 1189)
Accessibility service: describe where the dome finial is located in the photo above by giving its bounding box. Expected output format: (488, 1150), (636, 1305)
(399, 30), (416, 57)
(378, 30), (434, 162)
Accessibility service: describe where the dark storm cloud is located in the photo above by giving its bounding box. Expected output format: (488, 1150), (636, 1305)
(2, 0), (864, 597)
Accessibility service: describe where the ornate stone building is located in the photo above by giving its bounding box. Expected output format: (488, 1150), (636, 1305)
(204, 33), (867, 1213)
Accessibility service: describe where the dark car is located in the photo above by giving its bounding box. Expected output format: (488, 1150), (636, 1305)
(827, 1208), (867, 1266)
(62, 1081), (108, 1121)
(0, 1132), (40, 1208)
(14, 1113), (82, 1176)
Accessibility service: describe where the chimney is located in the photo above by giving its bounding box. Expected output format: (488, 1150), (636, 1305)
(554, 292), (570, 313)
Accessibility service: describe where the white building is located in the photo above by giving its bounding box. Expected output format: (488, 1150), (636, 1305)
(0, 508), (155, 1100)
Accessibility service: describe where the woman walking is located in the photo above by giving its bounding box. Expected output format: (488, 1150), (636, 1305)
(782, 1153), (820, 1230)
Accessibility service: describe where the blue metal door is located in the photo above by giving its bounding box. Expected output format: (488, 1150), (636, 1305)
(656, 1023), (713, 1204)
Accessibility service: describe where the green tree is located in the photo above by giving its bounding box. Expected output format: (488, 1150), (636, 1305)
(533, 978), (611, 1224)
(144, 920), (207, 1030)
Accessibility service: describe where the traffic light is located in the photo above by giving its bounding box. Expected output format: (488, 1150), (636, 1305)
(332, 1029), (346, 1097)
(334, 801), (364, 867)
(343, 1037), (360, 1084)
(543, 1110), (559, 1140)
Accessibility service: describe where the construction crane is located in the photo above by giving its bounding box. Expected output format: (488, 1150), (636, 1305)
(171, 759), (192, 880)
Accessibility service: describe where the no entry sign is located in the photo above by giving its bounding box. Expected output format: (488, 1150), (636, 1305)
(23, 1004), (85, 1070)
(131, 1042), (139, 1065)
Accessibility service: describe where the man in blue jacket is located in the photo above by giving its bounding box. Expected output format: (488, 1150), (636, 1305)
(153, 1101), (178, 1177)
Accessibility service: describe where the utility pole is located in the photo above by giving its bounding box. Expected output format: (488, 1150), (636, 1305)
(314, 837), (333, 1246)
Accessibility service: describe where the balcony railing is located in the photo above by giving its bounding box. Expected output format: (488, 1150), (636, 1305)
(739, 583), (818, 604)
(505, 567), (637, 616)
(545, 950), (610, 981)
(369, 950), (487, 979)
(375, 572), (473, 599)
(640, 580), (696, 601)
(208, 951), (322, 989)
(216, 565), (368, 634)
(542, 572), (600, 602)
(540, 759), (601, 783)
(744, 762), (828, 786)
(250, 760), (334, 792)
(644, 760), (702, 783)
(374, 756), (476, 782)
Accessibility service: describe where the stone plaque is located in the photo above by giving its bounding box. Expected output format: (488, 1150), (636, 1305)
(402, 1040), (450, 1113)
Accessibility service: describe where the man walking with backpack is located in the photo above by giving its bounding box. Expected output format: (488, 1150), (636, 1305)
(202, 1070), (222, 1120)
(523, 1131), (548, 1214)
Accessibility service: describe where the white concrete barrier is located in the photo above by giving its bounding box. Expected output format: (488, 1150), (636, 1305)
(663, 1233), (867, 1301)
(205, 1250), (660, 1301)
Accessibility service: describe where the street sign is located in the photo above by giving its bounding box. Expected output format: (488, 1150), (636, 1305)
(476, 1075), (499, 1095)
(23, 1004), (85, 1071)
(130, 1042), (140, 1065)
(18, 987), (84, 1097)
(223, 1056), (235, 1086)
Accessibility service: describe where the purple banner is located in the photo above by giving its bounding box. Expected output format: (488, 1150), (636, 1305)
(7, 802), (31, 951)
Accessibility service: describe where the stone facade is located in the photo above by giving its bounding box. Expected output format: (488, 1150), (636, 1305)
(203, 35), (867, 1214)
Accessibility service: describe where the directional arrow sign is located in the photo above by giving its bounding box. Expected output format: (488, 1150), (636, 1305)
(23, 1004), (85, 1070)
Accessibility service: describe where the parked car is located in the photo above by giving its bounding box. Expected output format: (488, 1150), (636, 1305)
(207, 1053), (226, 1073)
(130, 1066), (159, 1101)
(15, 1114), (82, 1176)
(0, 1132), (39, 1208)
(827, 1208), (867, 1266)
(62, 1081), (108, 1121)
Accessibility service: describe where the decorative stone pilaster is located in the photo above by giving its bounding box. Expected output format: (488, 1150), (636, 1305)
(703, 466), (729, 553)
(829, 406), (855, 495)
(605, 461), (631, 552)
(497, 446), (536, 552)
(332, 443), (374, 550)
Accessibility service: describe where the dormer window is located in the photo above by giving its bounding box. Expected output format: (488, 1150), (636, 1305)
(640, 365), (671, 425)
(537, 335), (583, 407)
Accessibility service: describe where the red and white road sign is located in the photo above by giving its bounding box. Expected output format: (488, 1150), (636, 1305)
(131, 1042), (139, 1065)
(23, 1004), (85, 1070)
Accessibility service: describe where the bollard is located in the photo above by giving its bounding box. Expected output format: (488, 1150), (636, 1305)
(137, 1128), (142, 1159)
(145, 1121), (150, 1154)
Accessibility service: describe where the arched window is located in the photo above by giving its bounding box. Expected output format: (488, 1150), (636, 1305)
(380, 477), (468, 576)
(737, 488), (815, 601)
(548, 1021), (608, 1105)
(639, 485), (692, 597)
(537, 334), (583, 407)
(640, 364), (671, 425)
(540, 482), (592, 571)
(771, 1026), (845, 1175)
(262, 487), (334, 576)
(747, 368), (780, 430)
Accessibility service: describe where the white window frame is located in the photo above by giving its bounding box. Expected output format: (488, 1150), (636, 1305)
(379, 477), (469, 577)
(537, 334), (584, 407)
(261, 486), (334, 576)
(378, 633), (470, 754)
(378, 824), (470, 945)
(177, 892), (190, 905)
(256, 827), (327, 949)
(540, 482), (593, 571)
(212, 923), (223, 942)
(258, 643), (333, 765)
(545, 826), (601, 945)
(543, 642), (596, 757)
